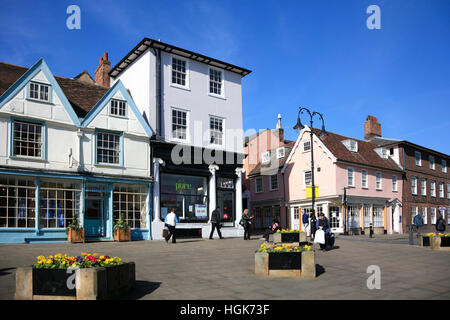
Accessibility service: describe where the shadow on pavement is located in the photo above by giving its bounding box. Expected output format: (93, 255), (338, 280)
(0, 268), (15, 277)
(124, 281), (162, 299)
(316, 264), (326, 277)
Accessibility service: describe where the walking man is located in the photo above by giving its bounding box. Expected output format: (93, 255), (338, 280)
(165, 208), (179, 243)
(302, 209), (310, 236)
(209, 206), (224, 239)
(413, 211), (424, 237)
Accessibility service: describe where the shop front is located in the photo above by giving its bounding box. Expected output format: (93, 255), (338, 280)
(0, 171), (152, 243)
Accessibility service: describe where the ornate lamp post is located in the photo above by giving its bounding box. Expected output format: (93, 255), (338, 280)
(293, 107), (326, 240)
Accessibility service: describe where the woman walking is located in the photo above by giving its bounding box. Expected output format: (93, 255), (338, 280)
(241, 209), (254, 240)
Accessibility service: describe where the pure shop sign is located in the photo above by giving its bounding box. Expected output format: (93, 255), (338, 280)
(306, 185), (319, 199)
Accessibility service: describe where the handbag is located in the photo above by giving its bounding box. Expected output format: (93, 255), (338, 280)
(314, 229), (325, 244)
(239, 219), (245, 227)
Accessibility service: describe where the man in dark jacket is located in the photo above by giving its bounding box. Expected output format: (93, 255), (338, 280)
(316, 213), (331, 250)
(209, 206), (224, 239)
(436, 214), (446, 232)
(413, 213), (424, 237)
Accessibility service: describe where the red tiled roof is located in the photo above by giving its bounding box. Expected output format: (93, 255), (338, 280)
(0, 62), (108, 118)
(312, 128), (403, 172)
(248, 140), (295, 176)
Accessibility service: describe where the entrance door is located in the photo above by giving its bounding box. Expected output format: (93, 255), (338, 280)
(392, 206), (400, 233)
(84, 199), (104, 237)
(217, 190), (234, 227)
(291, 207), (300, 230)
(329, 206), (343, 233)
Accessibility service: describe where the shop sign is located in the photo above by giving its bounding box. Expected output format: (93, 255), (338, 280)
(195, 204), (207, 217)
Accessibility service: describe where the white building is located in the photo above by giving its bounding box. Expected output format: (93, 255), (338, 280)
(0, 57), (154, 243)
(110, 37), (251, 239)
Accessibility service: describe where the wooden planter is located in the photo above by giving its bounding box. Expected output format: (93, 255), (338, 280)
(15, 262), (136, 300)
(114, 228), (131, 242)
(67, 228), (84, 243)
(273, 232), (307, 244)
(255, 251), (316, 278)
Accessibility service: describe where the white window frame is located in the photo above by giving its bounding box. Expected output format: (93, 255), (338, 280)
(304, 170), (312, 189)
(430, 207), (437, 225)
(261, 151), (270, 164)
(411, 206), (418, 223)
(255, 176), (263, 193)
(170, 107), (189, 143)
(439, 182), (444, 198)
(276, 147), (285, 159)
(421, 207), (428, 224)
(447, 183), (450, 199)
(28, 81), (50, 103)
(361, 170), (368, 189)
(170, 55), (190, 90)
(12, 120), (44, 159)
(429, 155), (435, 170)
(109, 99), (127, 118)
(421, 178), (427, 196)
(430, 180), (436, 197)
(392, 175), (398, 192)
(376, 172), (382, 190)
(442, 160), (447, 173)
(411, 176), (417, 195)
(347, 167), (355, 187)
(303, 141), (311, 152)
(270, 174), (279, 191)
(209, 115), (224, 147)
(349, 140), (358, 152)
(208, 66), (225, 98)
(415, 151), (421, 166)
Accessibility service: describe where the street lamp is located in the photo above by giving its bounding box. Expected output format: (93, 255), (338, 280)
(293, 107), (326, 240)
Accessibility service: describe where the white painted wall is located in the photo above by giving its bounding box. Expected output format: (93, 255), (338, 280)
(0, 70), (151, 178)
(113, 49), (245, 154)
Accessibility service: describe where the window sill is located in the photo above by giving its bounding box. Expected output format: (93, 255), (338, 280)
(208, 93), (226, 100)
(108, 114), (128, 120)
(9, 156), (47, 163)
(95, 163), (124, 169)
(170, 83), (191, 92)
(269, 188), (279, 192)
(26, 98), (53, 105)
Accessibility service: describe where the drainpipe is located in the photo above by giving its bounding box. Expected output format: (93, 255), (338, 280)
(150, 47), (162, 138)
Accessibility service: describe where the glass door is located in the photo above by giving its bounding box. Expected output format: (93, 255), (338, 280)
(329, 206), (342, 232)
(84, 199), (104, 237)
(217, 190), (234, 227)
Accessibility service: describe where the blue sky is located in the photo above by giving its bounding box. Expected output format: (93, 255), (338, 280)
(0, 0), (449, 154)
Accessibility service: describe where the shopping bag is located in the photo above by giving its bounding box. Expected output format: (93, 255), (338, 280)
(314, 229), (325, 244)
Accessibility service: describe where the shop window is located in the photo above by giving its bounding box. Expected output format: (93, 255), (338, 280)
(113, 184), (147, 229)
(39, 180), (81, 228)
(160, 173), (208, 223)
(373, 206), (384, 228)
(0, 176), (36, 228)
(363, 205), (371, 228)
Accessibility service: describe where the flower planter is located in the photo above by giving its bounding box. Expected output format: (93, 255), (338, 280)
(114, 228), (131, 242)
(255, 251), (316, 278)
(430, 237), (450, 251)
(15, 262), (136, 300)
(273, 232), (307, 244)
(419, 235), (430, 247)
(67, 228), (84, 243)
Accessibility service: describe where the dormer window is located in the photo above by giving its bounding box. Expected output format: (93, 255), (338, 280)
(29, 82), (50, 102)
(342, 139), (358, 152)
(262, 151), (270, 164)
(382, 148), (388, 159)
(276, 147), (285, 159)
(110, 99), (126, 117)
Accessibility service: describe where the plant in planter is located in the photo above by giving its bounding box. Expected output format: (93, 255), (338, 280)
(15, 253), (135, 300)
(424, 232), (450, 250)
(273, 229), (307, 243)
(113, 215), (131, 242)
(255, 243), (316, 278)
(66, 213), (84, 243)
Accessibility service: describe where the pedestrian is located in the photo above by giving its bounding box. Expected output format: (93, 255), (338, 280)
(164, 208), (179, 243)
(413, 212), (424, 237)
(209, 206), (224, 239)
(240, 209), (254, 240)
(436, 214), (446, 233)
(301, 209), (310, 236)
(315, 213), (331, 250)
(263, 219), (280, 241)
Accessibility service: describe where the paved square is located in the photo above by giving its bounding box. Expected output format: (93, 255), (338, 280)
(1, 235), (449, 300)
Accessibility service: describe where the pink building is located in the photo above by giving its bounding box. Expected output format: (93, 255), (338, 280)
(243, 115), (294, 229)
(282, 124), (404, 234)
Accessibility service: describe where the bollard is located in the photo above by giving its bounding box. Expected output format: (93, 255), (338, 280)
(409, 225), (414, 245)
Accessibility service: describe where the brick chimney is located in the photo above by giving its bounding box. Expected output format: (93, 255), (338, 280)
(364, 115), (382, 140)
(94, 52), (110, 87)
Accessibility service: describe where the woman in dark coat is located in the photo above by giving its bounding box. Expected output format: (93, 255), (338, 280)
(241, 209), (254, 240)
